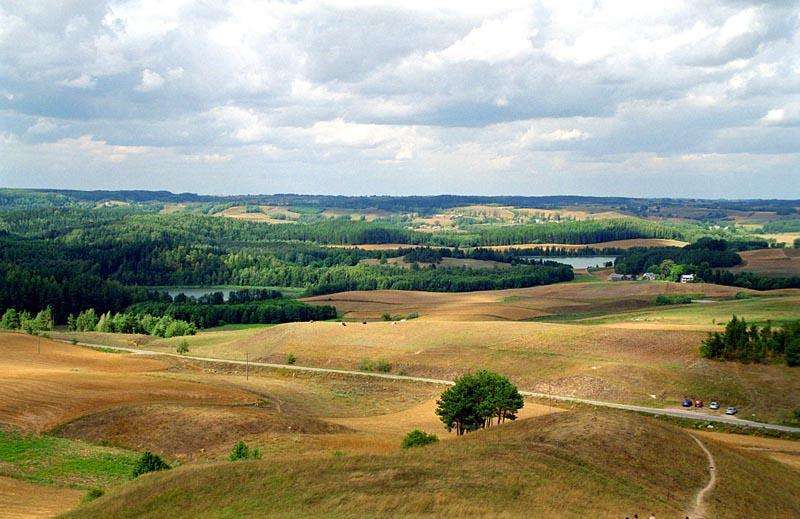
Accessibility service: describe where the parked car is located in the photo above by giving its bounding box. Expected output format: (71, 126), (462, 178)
(682, 398), (693, 408)
(709, 401), (720, 410)
(725, 406), (738, 415)
(694, 399), (704, 408)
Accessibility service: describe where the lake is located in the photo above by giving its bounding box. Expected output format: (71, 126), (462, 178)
(523, 256), (617, 269)
(151, 285), (305, 301)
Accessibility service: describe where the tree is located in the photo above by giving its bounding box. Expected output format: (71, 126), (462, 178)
(477, 371), (525, 425)
(401, 429), (438, 448)
(176, 340), (189, 355)
(0, 308), (19, 330)
(132, 452), (170, 477)
(436, 370), (524, 435)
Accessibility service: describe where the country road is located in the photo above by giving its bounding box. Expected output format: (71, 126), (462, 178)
(63, 339), (800, 434)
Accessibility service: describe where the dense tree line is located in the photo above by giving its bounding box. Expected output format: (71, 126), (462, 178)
(10, 189), (797, 217)
(760, 219), (800, 233)
(701, 316), (800, 366)
(304, 262), (573, 295)
(614, 239), (743, 276)
(0, 260), (158, 323)
(703, 271), (800, 290)
(126, 299), (336, 328)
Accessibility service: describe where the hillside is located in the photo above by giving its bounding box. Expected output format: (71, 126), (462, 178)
(65, 409), (800, 518)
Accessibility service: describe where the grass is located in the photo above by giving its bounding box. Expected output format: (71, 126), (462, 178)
(0, 428), (138, 490)
(67, 407), (800, 518)
(564, 294), (800, 327)
(66, 410), (715, 518)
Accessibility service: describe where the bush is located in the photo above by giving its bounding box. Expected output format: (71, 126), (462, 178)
(381, 313), (393, 321)
(176, 340), (189, 355)
(132, 452), (170, 477)
(357, 358), (373, 371)
(375, 359), (391, 373)
(285, 353), (297, 365)
(83, 488), (104, 502)
(655, 294), (693, 305)
(401, 429), (438, 449)
(229, 441), (261, 461)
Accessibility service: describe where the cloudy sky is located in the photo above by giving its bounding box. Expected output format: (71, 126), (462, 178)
(1, 0), (800, 198)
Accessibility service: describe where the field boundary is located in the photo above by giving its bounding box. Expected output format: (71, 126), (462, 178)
(56, 339), (800, 434)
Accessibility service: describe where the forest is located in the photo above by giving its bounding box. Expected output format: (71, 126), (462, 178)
(1, 189), (796, 327)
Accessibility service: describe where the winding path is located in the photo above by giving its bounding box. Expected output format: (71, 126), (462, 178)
(58, 339), (800, 434)
(687, 434), (717, 519)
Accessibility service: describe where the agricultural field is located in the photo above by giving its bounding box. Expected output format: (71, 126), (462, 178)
(728, 248), (800, 277)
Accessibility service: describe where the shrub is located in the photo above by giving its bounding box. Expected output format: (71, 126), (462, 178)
(787, 338), (800, 367)
(401, 429), (438, 449)
(381, 313), (393, 321)
(83, 488), (104, 502)
(655, 294), (693, 305)
(375, 359), (391, 373)
(357, 358), (373, 371)
(229, 441), (261, 461)
(285, 353), (297, 365)
(132, 452), (170, 477)
(176, 340), (189, 355)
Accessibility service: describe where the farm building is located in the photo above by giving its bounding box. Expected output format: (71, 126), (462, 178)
(680, 274), (695, 283)
(640, 272), (657, 281)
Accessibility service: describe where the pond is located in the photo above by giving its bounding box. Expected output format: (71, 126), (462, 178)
(523, 256), (617, 269)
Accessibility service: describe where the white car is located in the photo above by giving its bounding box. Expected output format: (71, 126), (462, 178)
(709, 401), (720, 410)
(725, 406), (737, 415)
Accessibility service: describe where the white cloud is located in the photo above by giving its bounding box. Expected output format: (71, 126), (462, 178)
(135, 69), (165, 92)
(57, 74), (96, 89)
(45, 135), (149, 163)
(1, 0), (798, 196)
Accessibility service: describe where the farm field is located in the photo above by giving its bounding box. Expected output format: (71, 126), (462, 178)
(727, 248), (800, 277)
(302, 279), (748, 321)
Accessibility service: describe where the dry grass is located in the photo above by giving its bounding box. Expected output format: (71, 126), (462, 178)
(696, 430), (800, 470)
(728, 248), (800, 277)
(302, 280), (745, 321)
(0, 333), (256, 432)
(67, 409), (743, 518)
(214, 205), (300, 223)
(759, 232), (800, 246)
(0, 475), (83, 519)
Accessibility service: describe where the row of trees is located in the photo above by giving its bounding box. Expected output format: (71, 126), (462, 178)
(435, 371), (524, 435)
(700, 316), (800, 366)
(304, 263), (574, 296)
(66, 309), (197, 338)
(0, 307), (54, 334)
(126, 299), (336, 328)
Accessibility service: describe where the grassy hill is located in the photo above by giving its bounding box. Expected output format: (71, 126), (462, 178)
(65, 409), (800, 518)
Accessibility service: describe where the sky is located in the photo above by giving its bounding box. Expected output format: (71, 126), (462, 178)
(1, 0), (800, 198)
